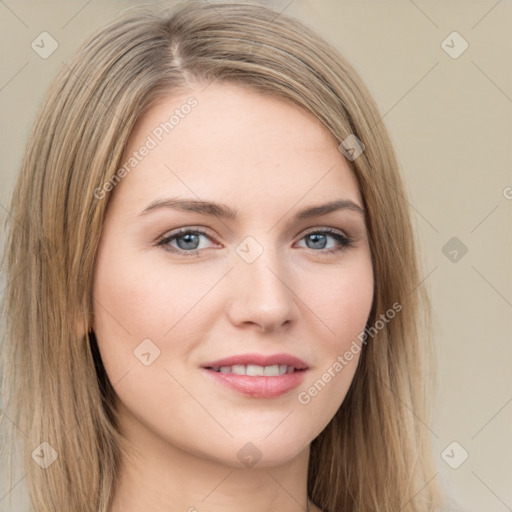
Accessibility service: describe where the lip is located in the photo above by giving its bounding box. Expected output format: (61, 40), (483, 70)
(200, 352), (309, 399)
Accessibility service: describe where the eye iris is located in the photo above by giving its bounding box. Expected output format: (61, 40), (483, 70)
(307, 233), (327, 249)
(177, 233), (200, 250)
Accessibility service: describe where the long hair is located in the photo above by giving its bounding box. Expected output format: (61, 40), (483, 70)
(1, 1), (442, 511)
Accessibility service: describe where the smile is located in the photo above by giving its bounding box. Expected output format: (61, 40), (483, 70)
(201, 353), (309, 398)
(208, 364), (297, 376)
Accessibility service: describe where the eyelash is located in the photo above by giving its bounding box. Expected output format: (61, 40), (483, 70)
(156, 227), (354, 257)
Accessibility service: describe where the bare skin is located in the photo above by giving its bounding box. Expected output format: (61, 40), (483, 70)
(92, 82), (373, 512)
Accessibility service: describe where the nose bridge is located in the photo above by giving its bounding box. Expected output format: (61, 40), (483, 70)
(227, 234), (297, 331)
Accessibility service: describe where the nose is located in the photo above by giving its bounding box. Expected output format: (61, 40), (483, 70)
(226, 244), (299, 333)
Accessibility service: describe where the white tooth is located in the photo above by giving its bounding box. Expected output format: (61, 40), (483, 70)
(279, 364), (288, 375)
(286, 366), (295, 374)
(219, 366), (231, 373)
(263, 365), (280, 376)
(246, 364), (264, 376)
(232, 365), (246, 375)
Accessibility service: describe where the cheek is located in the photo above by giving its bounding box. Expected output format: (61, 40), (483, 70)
(302, 255), (374, 350)
(293, 255), (373, 418)
(91, 245), (224, 378)
(91, 243), (165, 381)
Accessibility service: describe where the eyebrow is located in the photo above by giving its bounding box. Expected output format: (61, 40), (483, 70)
(137, 197), (366, 221)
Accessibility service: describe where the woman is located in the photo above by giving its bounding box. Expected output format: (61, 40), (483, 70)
(1, 1), (442, 511)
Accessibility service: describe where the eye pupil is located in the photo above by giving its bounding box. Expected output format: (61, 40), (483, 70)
(177, 233), (200, 250)
(307, 233), (327, 249)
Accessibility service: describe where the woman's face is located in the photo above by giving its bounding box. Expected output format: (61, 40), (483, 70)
(92, 83), (373, 467)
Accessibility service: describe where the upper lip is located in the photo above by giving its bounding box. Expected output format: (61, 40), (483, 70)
(201, 353), (308, 370)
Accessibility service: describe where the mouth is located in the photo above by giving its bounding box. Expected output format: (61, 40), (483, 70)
(200, 353), (309, 398)
(205, 364), (304, 376)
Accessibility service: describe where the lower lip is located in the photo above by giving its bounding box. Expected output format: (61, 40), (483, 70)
(202, 368), (308, 398)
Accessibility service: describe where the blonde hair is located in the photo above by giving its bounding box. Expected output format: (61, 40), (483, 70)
(1, 1), (442, 511)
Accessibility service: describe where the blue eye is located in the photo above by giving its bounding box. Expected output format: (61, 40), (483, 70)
(157, 228), (353, 257)
(297, 229), (353, 254)
(157, 229), (214, 255)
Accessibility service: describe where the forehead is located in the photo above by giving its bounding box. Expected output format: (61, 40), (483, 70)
(110, 83), (362, 214)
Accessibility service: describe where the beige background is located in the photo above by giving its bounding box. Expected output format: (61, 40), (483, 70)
(1, 1), (511, 511)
